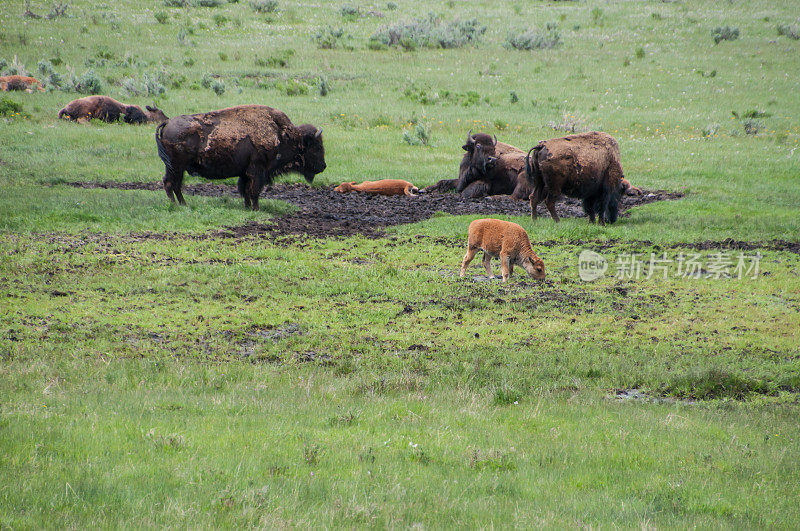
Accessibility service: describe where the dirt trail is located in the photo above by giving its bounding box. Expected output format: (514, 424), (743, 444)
(67, 181), (684, 239)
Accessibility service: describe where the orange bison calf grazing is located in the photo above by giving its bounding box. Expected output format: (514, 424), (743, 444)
(0, 75), (46, 92)
(58, 96), (168, 124)
(334, 179), (419, 196)
(460, 218), (545, 283)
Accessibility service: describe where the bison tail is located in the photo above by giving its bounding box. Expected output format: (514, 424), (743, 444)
(526, 145), (544, 196)
(155, 121), (173, 173)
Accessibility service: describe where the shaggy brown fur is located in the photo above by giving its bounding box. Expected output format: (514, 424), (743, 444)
(334, 179), (419, 196)
(155, 105), (325, 210)
(424, 131), (531, 199)
(0, 75), (45, 92)
(58, 96), (167, 124)
(460, 218), (546, 282)
(526, 131), (624, 225)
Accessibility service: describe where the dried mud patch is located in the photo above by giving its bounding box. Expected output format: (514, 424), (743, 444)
(65, 181), (683, 240)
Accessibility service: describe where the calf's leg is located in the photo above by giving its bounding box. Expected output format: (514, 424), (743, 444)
(460, 247), (478, 277)
(482, 252), (493, 278)
(501, 255), (512, 282)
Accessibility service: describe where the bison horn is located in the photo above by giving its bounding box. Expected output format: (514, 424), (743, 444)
(315, 127), (323, 139)
(467, 129), (474, 143)
(492, 134), (497, 146)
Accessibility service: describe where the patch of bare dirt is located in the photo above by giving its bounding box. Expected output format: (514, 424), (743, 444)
(65, 181), (684, 239)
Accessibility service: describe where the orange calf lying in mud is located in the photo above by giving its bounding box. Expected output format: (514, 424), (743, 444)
(460, 218), (546, 282)
(0, 75), (45, 92)
(334, 179), (419, 196)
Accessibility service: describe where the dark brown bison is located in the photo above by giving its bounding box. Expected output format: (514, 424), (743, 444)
(155, 105), (326, 210)
(424, 131), (531, 199)
(525, 131), (624, 225)
(58, 96), (167, 124)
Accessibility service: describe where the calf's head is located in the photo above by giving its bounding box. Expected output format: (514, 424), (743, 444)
(522, 255), (546, 280)
(145, 104), (169, 123)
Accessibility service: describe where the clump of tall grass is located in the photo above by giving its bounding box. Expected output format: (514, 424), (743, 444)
(254, 48), (294, 67)
(712, 25), (739, 44)
(3, 56), (27, 76)
(195, 0), (223, 6)
(338, 5), (360, 20)
(402, 121), (432, 146)
(164, 0), (189, 6)
(37, 59), (63, 89)
(317, 76), (329, 97)
(313, 26), (353, 49)
(504, 24), (561, 50)
(154, 11), (169, 24)
(548, 111), (590, 133)
(370, 13), (486, 50)
(122, 72), (167, 97)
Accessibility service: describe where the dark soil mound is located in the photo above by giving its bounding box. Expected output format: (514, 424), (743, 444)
(67, 181), (684, 239)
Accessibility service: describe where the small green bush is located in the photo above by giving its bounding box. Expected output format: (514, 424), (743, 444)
(195, 0), (223, 6)
(317, 76), (329, 97)
(211, 78), (225, 95)
(0, 97), (25, 117)
(249, 0), (277, 13)
(254, 49), (294, 68)
(370, 14), (486, 50)
(213, 13), (228, 26)
(777, 23), (800, 40)
(712, 25), (739, 44)
(402, 122), (431, 146)
(505, 24), (561, 50)
(154, 11), (169, 24)
(338, 5), (360, 20)
(635, 46), (645, 59)
(313, 27), (352, 49)
(201, 73), (215, 88)
(386, 1), (397, 10)
(164, 0), (189, 6)
(72, 69), (104, 94)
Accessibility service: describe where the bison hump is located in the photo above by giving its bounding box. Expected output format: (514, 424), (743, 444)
(200, 105), (289, 155)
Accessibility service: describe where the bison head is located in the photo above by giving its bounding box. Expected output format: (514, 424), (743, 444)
(145, 104), (169, 124)
(456, 136), (498, 191)
(296, 124), (326, 183)
(522, 256), (546, 280)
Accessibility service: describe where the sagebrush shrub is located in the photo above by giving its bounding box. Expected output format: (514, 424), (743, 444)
(370, 13), (486, 50)
(505, 24), (561, 50)
(777, 23), (800, 40)
(211, 78), (225, 95)
(313, 27), (351, 49)
(712, 25), (739, 44)
(249, 0), (277, 13)
(71, 69), (104, 94)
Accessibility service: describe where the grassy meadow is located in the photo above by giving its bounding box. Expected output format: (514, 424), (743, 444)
(1, 0), (800, 527)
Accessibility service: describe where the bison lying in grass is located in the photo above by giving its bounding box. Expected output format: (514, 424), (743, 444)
(155, 105), (326, 210)
(460, 218), (545, 282)
(59, 96), (167, 124)
(526, 131), (625, 225)
(425, 130), (532, 199)
(335, 179), (420, 196)
(0, 75), (45, 92)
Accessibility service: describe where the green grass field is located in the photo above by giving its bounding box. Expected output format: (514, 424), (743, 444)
(2, 0), (800, 527)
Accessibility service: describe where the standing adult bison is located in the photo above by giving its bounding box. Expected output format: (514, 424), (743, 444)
(155, 105), (326, 210)
(525, 131), (624, 225)
(424, 130), (531, 199)
(58, 95), (167, 124)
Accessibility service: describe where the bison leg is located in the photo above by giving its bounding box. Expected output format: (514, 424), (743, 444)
(237, 177), (252, 209)
(544, 195), (559, 222)
(500, 255), (512, 283)
(163, 169), (186, 205)
(482, 252), (493, 278)
(460, 180), (491, 199)
(582, 198), (596, 224)
(529, 189), (544, 220)
(460, 246), (478, 278)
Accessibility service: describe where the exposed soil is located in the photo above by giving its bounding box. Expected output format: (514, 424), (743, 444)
(67, 181), (684, 239)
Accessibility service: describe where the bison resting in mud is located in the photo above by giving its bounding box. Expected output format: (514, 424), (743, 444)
(424, 130), (531, 199)
(0, 75), (46, 92)
(155, 105), (326, 210)
(526, 131), (625, 225)
(334, 179), (419, 197)
(58, 96), (168, 124)
(461, 218), (545, 282)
